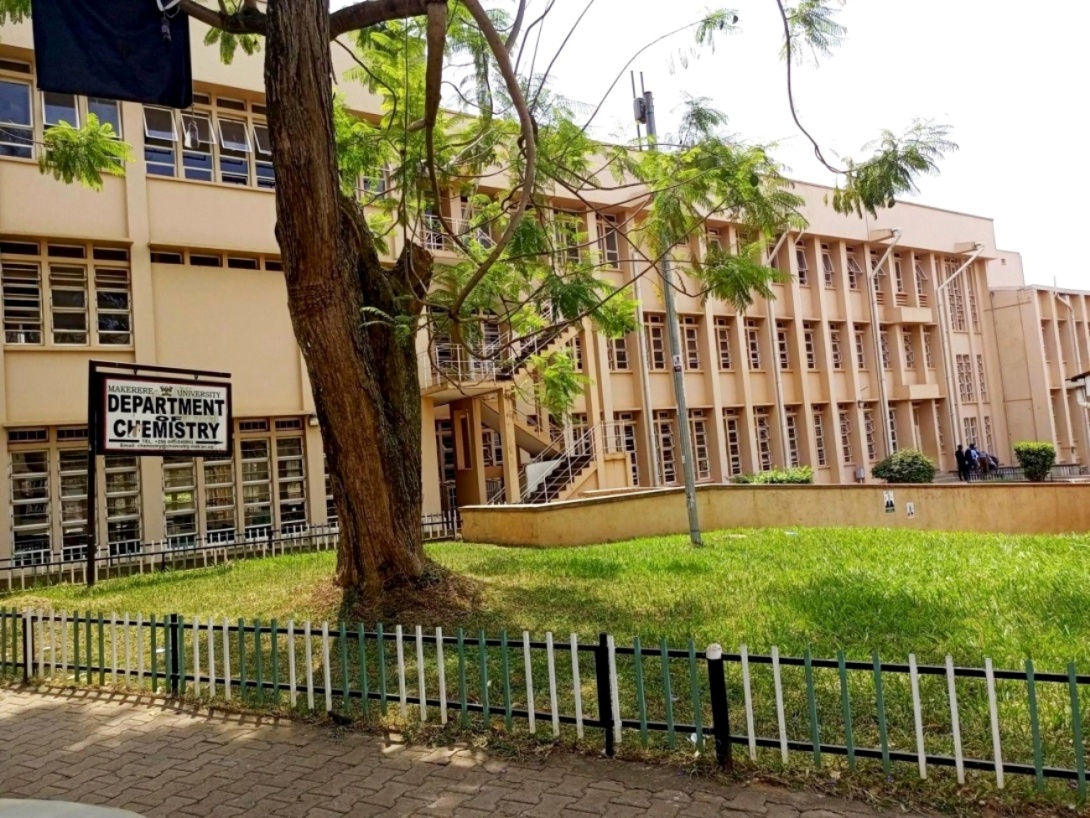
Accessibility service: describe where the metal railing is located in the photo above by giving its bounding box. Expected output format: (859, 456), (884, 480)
(966, 464), (1088, 483)
(420, 343), (505, 390)
(1, 515), (461, 594)
(485, 477), (506, 505)
(4, 610), (1089, 797)
(422, 215), (495, 251)
(520, 422), (629, 503)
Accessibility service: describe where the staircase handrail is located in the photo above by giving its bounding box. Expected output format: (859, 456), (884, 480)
(519, 421), (629, 502)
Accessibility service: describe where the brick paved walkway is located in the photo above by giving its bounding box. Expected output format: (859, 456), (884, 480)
(0, 688), (925, 818)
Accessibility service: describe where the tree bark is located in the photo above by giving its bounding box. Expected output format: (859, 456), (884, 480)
(264, 0), (427, 596)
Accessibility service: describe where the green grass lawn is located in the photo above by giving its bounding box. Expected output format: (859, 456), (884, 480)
(6, 527), (1090, 801)
(8, 526), (1090, 668)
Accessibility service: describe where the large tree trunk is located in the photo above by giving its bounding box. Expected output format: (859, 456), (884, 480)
(264, 0), (427, 596)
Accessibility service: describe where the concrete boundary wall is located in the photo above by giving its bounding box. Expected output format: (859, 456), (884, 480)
(461, 484), (1090, 547)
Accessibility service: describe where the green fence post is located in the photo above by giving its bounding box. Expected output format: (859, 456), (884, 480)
(177, 614), (186, 696)
(238, 618), (246, 702)
(1069, 663), (1086, 802)
(376, 623), (387, 715)
(270, 619), (280, 707)
(838, 649), (855, 770)
(84, 614), (92, 685)
(478, 630), (490, 727)
(500, 630), (512, 731)
(804, 648), (821, 767)
(661, 638), (675, 749)
(254, 619), (263, 704)
(457, 628), (468, 728)
(73, 611), (81, 684)
(150, 614), (158, 693)
(339, 622), (350, 711)
(1026, 659), (1045, 792)
(688, 640), (704, 752)
(633, 636), (648, 747)
(358, 623), (369, 716)
(872, 653), (891, 776)
(97, 612), (105, 686)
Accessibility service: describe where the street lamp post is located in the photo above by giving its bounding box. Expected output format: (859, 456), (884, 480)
(635, 87), (703, 547)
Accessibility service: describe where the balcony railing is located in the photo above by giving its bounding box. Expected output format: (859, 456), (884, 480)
(421, 343), (505, 389)
(422, 215), (494, 252)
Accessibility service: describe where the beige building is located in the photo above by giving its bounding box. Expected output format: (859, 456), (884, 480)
(0, 17), (1073, 567)
(987, 251), (1090, 466)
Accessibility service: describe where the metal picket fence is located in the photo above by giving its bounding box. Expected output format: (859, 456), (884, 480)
(0, 514), (461, 594)
(1, 608), (1087, 798)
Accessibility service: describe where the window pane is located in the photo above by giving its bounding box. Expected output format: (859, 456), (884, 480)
(52, 290), (86, 309)
(87, 97), (121, 135)
(0, 80), (31, 125)
(53, 312), (87, 331)
(253, 123), (271, 155)
(96, 291), (130, 310)
(218, 119), (251, 152)
(181, 113), (213, 147)
(143, 107), (176, 141)
(42, 92), (79, 127)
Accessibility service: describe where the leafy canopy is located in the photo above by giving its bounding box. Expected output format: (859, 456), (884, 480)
(0, 0), (958, 413)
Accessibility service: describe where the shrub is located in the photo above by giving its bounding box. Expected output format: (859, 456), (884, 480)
(733, 466), (814, 485)
(871, 448), (937, 483)
(1014, 441), (1056, 482)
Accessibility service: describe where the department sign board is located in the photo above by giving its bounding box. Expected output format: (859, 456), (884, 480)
(100, 377), (231, 455)
(85, 362), (233, 588)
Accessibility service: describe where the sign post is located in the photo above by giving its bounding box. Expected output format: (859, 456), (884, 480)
(86, 361), (232, 587)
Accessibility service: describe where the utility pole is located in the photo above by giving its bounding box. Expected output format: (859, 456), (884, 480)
(635, 83), (703, 546)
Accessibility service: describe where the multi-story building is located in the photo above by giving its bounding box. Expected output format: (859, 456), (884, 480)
(0, 16), (1070, 567)
(987, 251), (1090, 466)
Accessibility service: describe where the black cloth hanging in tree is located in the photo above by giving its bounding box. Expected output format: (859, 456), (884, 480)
(32, 0), (193, 109)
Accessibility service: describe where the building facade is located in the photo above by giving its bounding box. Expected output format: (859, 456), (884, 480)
(987, 250), (1090, 467)
(0, 16), (1075, 566)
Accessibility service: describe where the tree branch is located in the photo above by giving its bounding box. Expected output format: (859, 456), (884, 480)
(504, 0), (528, 53)
(179, 0), (266, 35)
(772, 0), (845, 174)
(447, 0), (538, 317)
(330, 0), (433, 40)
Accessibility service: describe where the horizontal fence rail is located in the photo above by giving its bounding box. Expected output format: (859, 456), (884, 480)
(966, 464), (1088, 483)
(0, 516), (461, 594)
(1, 608), (1087, 798)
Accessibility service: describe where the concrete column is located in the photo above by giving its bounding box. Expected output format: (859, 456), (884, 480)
(420, 398), (441, 516)
(451, 398), (486, 506)
(702, 295), (729, 482)
(497, 388), (522, 504)
(303, 421), (327, 525)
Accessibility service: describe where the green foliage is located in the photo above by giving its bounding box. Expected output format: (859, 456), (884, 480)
(0, 0), (29, 27)
(871, 448), (937, 484)
(733, 466), (813, 484)
(38, 116), (132, 191)
(696, 240), (789, 312)
(694, 8), (740, 51)
(831, 121), (957, 218)
(525, 351), (588, 423)
(9, 0), (954, 423)
(1014, 441), (1056, 482)
(783, 0), (847, 61)
(204, 27), (261, 66)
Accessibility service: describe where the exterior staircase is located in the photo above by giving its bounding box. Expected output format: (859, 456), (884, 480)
(478, 396), (556, 458)
(517, 423), (629, 505)
(523, 451), (595, 504)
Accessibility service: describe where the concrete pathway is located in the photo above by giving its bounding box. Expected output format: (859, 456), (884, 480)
(0, 688), (925, 818)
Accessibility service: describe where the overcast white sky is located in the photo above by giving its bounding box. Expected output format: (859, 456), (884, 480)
(338, 0), (1088, 289)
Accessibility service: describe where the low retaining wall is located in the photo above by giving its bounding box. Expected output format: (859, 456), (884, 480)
(461, 483), (1090, 547)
